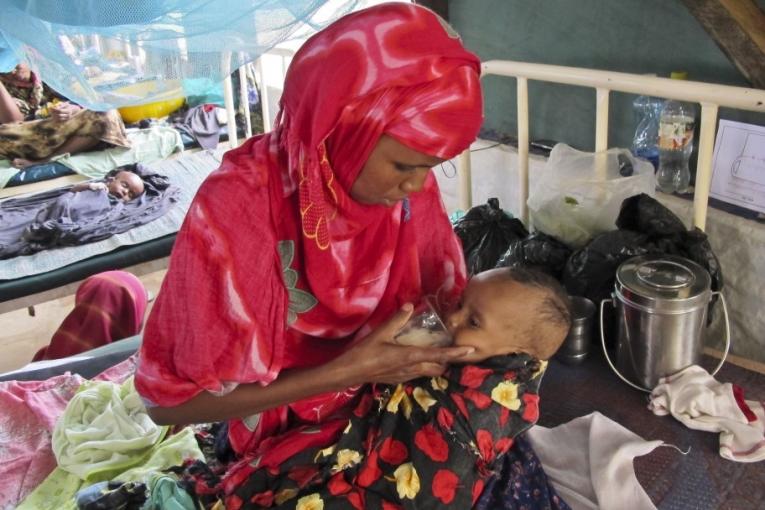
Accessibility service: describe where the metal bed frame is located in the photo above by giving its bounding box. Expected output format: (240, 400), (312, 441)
(458, 60), (765, 231)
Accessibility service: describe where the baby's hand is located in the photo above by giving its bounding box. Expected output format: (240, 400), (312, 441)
(87, 182), (108, 192)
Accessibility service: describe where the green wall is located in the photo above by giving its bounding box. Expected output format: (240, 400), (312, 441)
(448, 0), (765, 151)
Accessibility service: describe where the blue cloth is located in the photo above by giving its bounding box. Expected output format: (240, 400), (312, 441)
(6, 162), (74, 187)
(475, 434), (571, 510)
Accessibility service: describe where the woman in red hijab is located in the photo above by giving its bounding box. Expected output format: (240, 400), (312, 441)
(135, 3), (482, 456)
(33, 270), (147, 361)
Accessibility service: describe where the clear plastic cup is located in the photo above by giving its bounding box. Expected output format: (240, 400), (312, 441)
(394, 299), (453, 347)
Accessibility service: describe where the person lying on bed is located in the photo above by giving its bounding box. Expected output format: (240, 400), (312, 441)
(180, 267), (571, 509)
(0, 165), (177, 259)
(70, 168), (145, 202)
(0, 62), (130, 169)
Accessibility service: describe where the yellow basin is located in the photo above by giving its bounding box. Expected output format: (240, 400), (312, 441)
(116, 80), (185, 123)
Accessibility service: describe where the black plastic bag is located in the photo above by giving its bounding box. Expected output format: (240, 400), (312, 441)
(453, 198), (529, 276)
(616, 194), (723, 293)
(563, 230), (653, 304)
(564, 194), (723, 322)
(496, 231), (572, 280)
(616, 192), (686, 236)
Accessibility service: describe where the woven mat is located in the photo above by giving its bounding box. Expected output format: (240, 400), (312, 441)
(539, 353), (765, 509)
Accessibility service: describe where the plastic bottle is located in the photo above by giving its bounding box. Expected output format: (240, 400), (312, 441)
(631, 93), (663, 170)
(657, 72), (696, 193)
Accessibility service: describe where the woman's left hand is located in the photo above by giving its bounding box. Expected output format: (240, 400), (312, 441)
(322, 304), (475, 387)
(50, 102), (81, 122)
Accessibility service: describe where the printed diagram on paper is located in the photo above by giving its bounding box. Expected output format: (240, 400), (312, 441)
(710, 120), (765, 214)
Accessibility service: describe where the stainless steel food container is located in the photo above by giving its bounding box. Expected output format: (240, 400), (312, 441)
(612, 254), (714, 389)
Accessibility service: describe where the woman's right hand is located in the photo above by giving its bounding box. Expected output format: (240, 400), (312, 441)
(325, 304), (474, 388)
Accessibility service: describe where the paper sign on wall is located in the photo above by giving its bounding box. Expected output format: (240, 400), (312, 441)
(710, 120), (765, 214)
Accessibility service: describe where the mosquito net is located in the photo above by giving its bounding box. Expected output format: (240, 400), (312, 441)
(0, 0), (358, 109)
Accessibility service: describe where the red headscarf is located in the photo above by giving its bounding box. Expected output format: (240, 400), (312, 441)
(33, 271), (147, 361)
(135, 3), (482, 450)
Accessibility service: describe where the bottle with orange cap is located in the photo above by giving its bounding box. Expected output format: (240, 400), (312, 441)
(656, 71), (697, 194)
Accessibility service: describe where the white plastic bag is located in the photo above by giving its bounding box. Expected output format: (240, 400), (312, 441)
(527, 144), (655, 248)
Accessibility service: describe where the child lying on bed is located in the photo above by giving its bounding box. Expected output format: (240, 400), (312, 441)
(70, 167), (145, 202)
(0, 164), (177, 259)
(184, 267), (572, 510)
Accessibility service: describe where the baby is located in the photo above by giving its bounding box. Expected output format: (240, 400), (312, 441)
(397, 266), (571, 362)
(71, 168), (145, 202)
(204, 267), (572, 509)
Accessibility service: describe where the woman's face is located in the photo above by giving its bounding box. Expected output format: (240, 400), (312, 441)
(350, 135), (444, 207)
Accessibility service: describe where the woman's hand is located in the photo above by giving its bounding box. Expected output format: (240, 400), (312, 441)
(146, 305), (474, 426)
(324, 304), (474, 387)
(50, 102), (81, 122)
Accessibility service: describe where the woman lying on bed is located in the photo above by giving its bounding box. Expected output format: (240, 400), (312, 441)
(0, 164), (177, 259)
(135, 4), (565, 510)
(0, 62), (130, 169)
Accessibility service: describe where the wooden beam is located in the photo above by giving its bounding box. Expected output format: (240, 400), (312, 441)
(719, 0), (765, 54)
(681, 0), (765, 88)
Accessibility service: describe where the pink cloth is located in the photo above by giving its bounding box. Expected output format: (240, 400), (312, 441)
(0, 374), (84, 507)
(33, 271), (147, 362)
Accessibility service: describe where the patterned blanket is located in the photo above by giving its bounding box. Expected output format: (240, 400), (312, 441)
(186, 354), (546, 509)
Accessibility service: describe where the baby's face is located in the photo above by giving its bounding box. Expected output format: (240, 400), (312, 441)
(444, 269), (543, 363)
(107, 171), (144, 202)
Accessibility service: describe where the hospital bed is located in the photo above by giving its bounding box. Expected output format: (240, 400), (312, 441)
(0, 56), (266, 313)
(0, 148), (226, 313)
(457, 60), (765, 230)
(2, 331), (762, 509)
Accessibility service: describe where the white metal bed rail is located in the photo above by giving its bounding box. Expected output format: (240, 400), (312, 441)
(466, 60), (765, 230)
(222, 48), (295, 148)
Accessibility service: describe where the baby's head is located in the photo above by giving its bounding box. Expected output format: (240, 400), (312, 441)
(106, 169), (144, 202)
(445, 267), (572, 363)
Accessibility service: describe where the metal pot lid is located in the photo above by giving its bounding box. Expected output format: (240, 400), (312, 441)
(616, 254), (711, 312)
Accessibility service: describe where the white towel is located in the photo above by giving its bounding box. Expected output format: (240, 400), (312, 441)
(648, 365), (765, 463)
(527, 412), (662, 510)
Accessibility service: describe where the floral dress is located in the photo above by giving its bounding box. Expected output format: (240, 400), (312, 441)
(0, 74), (129, 161)
(210, 354), (548, 509)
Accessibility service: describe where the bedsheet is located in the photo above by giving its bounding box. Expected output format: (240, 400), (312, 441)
(0, 148), (224, 280)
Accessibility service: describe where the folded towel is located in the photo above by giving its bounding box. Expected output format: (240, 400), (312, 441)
(648, 365), (765, 463)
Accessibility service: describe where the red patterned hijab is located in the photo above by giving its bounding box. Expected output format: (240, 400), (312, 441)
(136, 3), (483, 409)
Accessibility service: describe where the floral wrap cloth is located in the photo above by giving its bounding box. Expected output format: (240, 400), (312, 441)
(219, 354), (546, 509)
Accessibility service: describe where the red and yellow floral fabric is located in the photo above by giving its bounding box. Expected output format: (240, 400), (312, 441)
(217, 354), (545, 509)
